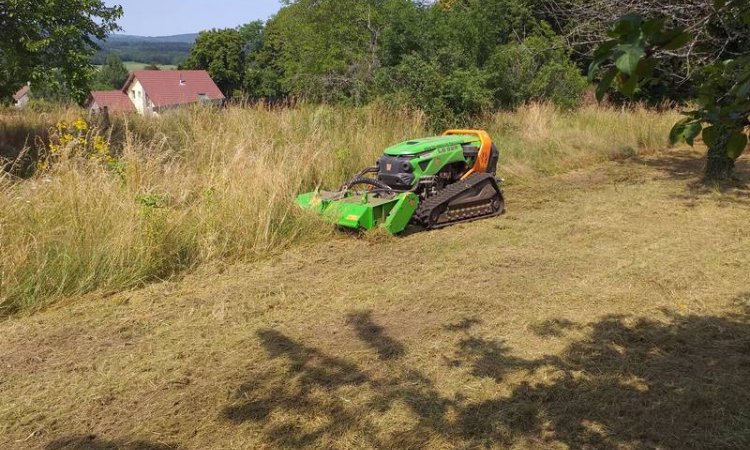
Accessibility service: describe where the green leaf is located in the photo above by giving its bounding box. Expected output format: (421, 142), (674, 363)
(714, 0), (726, 8)
(635, 58), (657, 78)
(596, 67), (617, 102)
(742, 10), (750, 25)
(619, 74), (638, 97)
(615, 45), (645, 76)
(610, 13), (643, 38)
(670, 119), (701, 145)
(593, 40), (618, 59)
(683, 122), (702, 145)
(727, 132), (748, 159)
(734, 80), (750, 98)
(642, 17), (665, 37)
(662, 31), (692, 51)
(589, 40), (618, 80)
(588, 61), (602, 81)
(702, 126), (719, 148)
(670, 119), (689, 145)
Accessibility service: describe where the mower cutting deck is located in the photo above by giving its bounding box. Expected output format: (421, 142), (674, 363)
(296, 129), (505, 234)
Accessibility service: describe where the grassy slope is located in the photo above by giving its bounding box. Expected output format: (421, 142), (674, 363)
(1, 150), (748, 449)
(0, 104), (679, 314)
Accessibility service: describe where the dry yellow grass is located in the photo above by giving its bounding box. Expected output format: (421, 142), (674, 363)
(0, 150), (748, 449)
(0, 103), (680, 315)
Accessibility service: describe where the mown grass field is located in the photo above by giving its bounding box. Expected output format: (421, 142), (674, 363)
(1, 148), (749, 449)
(0, 105), (748, 449)
(123, 61), (178, 71)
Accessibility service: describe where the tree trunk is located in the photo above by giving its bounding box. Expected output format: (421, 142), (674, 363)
(704, 143), (735, 182)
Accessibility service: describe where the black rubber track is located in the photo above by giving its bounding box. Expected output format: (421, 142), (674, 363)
(414, 173), (505, 229)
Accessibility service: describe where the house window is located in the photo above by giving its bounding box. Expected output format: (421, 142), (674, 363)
(198, 93), (209, 103)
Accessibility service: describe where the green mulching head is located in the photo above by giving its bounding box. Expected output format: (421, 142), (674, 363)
(296, 189), (419, 235)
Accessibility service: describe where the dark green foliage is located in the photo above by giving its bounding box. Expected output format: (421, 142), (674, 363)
(92, 41), (192, 66)
(239, 21), (264, 54)
(242, 0), (587, 125)
(92, 54), (129, 90)
(546, 0), (750, 103)
(487, 30), (586, 109)
(0, 0), (122, 103)
(183, 29), (246, 96)
(260, 0), (383, 103)
(589, 1), (750, 180)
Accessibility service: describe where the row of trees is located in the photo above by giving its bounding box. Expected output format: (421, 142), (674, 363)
(179, 0), (749, 179)
(182, 0), (588, 125)
(92, 41), (191, 66)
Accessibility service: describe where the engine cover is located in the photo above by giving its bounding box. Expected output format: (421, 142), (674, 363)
(377, 154), (415, 190)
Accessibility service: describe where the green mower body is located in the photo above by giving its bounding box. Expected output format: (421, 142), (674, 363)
(296, 130), (504, 234)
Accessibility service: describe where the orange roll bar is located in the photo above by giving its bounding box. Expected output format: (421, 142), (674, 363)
(443, 129), (493, 180)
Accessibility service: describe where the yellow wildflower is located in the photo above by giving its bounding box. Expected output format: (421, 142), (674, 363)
(73, 118), (88, 132)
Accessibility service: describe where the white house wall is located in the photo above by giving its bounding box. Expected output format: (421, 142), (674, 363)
(15, 95), (29, 108)
(127, 79), (151, 115)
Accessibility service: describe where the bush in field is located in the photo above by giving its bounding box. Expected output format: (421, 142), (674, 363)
(91, 54), (129, 90)
(488, 31), (587, 110)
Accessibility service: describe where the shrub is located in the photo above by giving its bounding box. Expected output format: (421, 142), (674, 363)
(487, 31), (588, 109)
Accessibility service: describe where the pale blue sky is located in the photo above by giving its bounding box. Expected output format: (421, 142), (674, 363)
(108, 0), (283, 36)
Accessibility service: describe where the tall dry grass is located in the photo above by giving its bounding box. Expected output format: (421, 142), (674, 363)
(0, 103), (678, 314)
(487, 103), (681, 182)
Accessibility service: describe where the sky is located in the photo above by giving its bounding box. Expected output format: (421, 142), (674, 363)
(107, 0), (283, 36)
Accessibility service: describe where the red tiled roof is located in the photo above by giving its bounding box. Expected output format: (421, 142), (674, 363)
(88, 90), (136, 113)
(13, 85), (30, 101)
(125, 70), (225, 108)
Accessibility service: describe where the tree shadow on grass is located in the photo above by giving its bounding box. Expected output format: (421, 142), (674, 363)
(633, 152), (750, 205)
(223, 304), (750, 449)
(529, 318), (580, 338)
(520, 309), (750, 449)
(346, 310), (406, 360)
(45, 435), (177, 450)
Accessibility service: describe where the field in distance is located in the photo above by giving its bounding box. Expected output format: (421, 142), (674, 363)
(94, 61), (178, 71)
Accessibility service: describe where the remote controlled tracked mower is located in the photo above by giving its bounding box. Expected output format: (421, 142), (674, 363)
(296, 129), (505, 234)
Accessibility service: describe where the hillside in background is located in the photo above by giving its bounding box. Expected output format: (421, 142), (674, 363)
(93, 33), (197, 66)
(105, 33), (199, 44)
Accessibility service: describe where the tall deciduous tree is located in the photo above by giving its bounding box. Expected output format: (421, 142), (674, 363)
(183, 28), (246, 96)
(538, 0), (750, 101)
(0, 0), (122, 103)
(589, 1), (750, 181)
(262, 0), (386, 103)
(92, 54), (129, 90)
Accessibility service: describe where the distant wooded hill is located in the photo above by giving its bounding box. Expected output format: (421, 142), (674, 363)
(93, 33), (198, 66)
